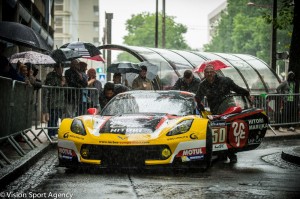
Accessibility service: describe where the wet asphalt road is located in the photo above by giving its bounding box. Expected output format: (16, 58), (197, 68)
(2, 139), (300, 199)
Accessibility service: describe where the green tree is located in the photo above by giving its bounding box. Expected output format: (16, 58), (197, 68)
(123, 12), (190, 49)
(204, 0), (292, 72)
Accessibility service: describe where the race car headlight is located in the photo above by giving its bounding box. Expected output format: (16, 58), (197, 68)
(71, 119), (86, 135)
(167, 119), (193, 136)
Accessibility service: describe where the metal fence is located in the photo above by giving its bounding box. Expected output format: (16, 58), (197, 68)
(251, 93), (300, 127)
(0, 77), (41, 168)
(34, 86), (99, 140)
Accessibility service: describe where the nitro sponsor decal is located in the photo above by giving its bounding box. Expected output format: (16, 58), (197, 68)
(212, 127), (227, 144)
(248, 118), (268, 130)
(228, 120), (248, 148)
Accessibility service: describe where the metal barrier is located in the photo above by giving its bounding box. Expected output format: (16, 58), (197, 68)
(34, 86), (99, 140)
(0, 77), (40, 168)
(251, 93), (300, 127)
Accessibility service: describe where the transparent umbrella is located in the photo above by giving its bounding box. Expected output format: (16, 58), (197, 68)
(9, 51), (56, 65)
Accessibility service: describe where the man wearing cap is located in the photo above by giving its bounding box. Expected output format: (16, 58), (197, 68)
(172, 69), (200, 94)
(132, 65), (153, 90)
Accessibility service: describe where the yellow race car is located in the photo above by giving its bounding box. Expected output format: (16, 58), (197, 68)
(57, 90), (212, 170)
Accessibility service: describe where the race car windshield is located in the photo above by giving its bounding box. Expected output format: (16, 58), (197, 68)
(101, 92), (195, 116)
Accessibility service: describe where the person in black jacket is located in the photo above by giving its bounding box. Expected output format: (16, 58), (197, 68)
(172, 69), (200, 94)
(64, 59), (88, 117)
(196, 65), (250, 115)
(195, 64), (251, 164)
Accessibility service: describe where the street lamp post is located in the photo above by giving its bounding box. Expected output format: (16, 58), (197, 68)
(270, 0), (277, 72)
(155, 0), (158, 48)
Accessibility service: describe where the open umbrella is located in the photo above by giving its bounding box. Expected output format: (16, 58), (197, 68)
(9, 51), (56, 65)
(194, 60), (229, 73)
(0, 21), (51, 52)
(60, 41), (101, 57)
(137, 61), (158, 80)
(107, 62), (141, 74)
(50, 48), (81, 63)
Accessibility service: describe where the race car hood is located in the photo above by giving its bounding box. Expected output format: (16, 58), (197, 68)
(75, 113), (198, 142)
(99, 114), (177, 135)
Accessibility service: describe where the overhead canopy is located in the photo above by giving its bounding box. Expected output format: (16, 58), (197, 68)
(98, 44), (281, 94)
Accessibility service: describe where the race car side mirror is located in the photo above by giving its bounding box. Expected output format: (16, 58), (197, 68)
(87, 108), (98, 115)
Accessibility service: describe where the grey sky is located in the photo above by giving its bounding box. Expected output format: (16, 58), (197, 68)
(99, 0), (226, 50)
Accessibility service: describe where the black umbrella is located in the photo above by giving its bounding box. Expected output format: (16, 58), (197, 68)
(137, 61), (158, 80)
(0, 21), (51, 52)
(107, 62), (141, 74)
(50, 48), (81, 63)
(60, 41), (101, 57)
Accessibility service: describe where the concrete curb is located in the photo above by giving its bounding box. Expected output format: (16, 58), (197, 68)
(281, 146), (300, 166)
(0, 143), (53, 191)
(264, 134), (300, 141)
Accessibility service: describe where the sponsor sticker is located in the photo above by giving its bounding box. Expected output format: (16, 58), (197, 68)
(176, 147), (206, 158)
(213, 143), (228, 151)
(58, 147), (76, 159)
(228, 120), (248, 148)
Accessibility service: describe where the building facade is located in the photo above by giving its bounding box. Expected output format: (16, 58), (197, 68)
(53, 0), (99, 48)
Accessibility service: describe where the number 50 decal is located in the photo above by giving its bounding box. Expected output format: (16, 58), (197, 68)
(229, 120), (248, 148)
(212, 127), (227, 144)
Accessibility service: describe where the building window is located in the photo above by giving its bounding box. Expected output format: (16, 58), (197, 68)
(55, 5), (63, 11)
(93, 21), (99, 31)
(55, 17), (62, 26)
(55, 0), (64, 11)
(93, 21), (99, 28)
(93, 6), (99, 16)
(93, 37), (99, 43)
(55, 28), (63, 33)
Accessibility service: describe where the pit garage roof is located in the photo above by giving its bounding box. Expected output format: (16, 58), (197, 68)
(98, 44), (280, 94)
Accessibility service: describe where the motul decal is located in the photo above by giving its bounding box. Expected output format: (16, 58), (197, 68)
(176, 147), (206, 157)
(228, 120), (248, 148)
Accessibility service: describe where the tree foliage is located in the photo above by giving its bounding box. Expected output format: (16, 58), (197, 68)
(204, 0), (293, 72)
(123, 12), (190, 49)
